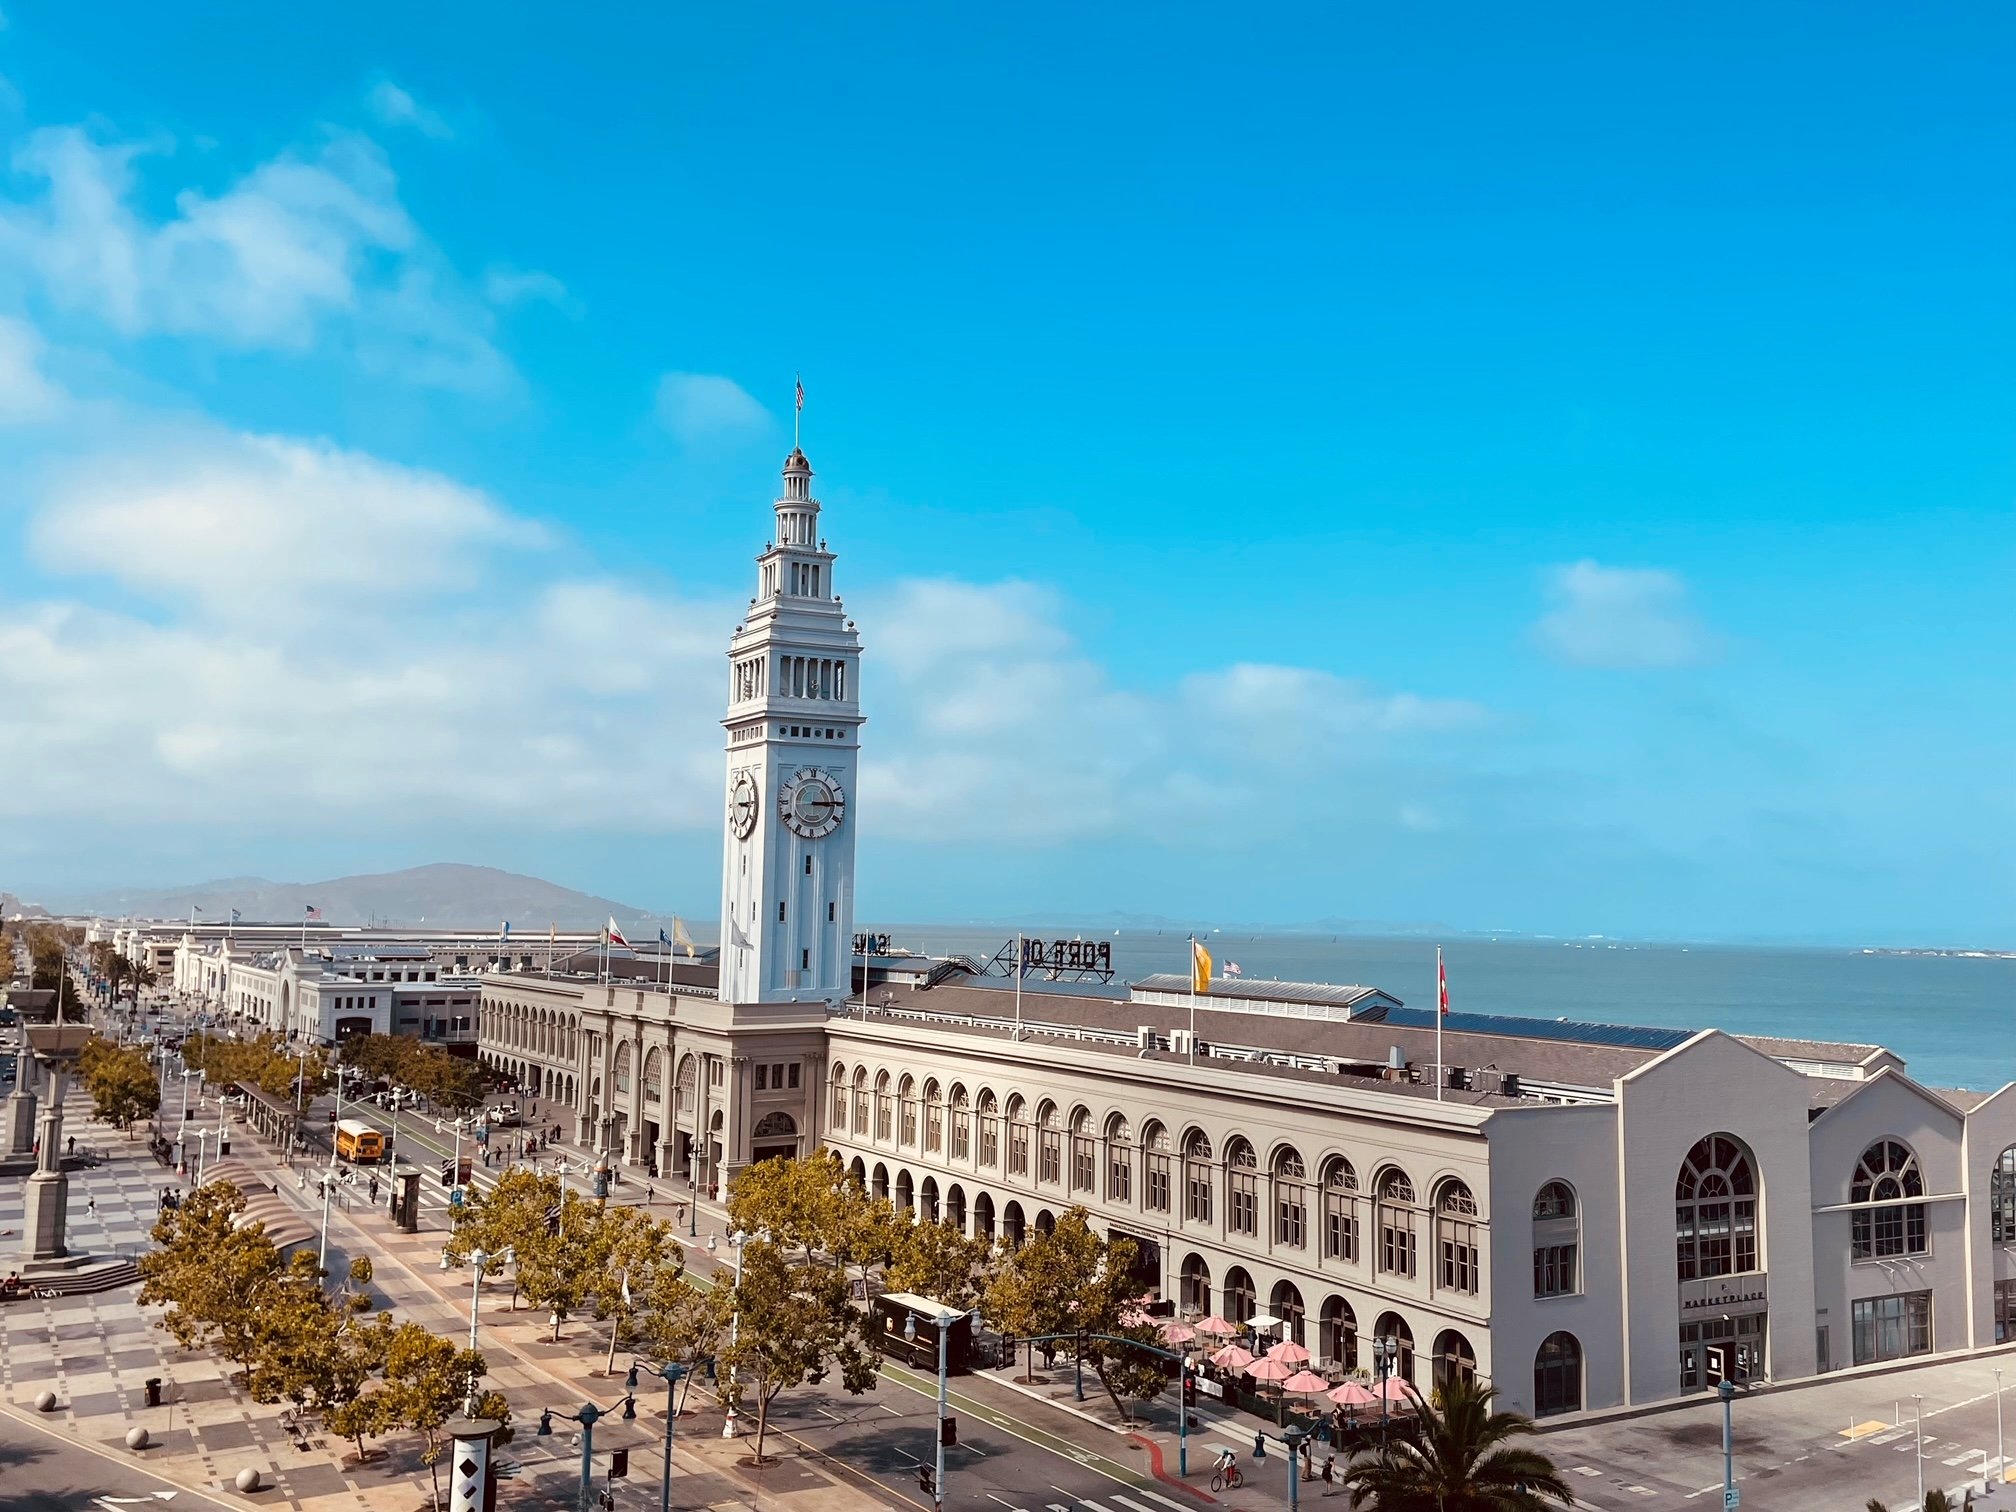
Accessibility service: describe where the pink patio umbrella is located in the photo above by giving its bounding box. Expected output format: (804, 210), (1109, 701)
(1281, 1369), (1332, 1396)
(1160, 1321), (1198, 1345)
(1193, 1315), (1237, 1337)
(1265, 1340), (1312, 1366)
(1376, 1374), (1417, 1408)
(1120, 1306), (1152, 1327)
(1245, 1356), (1296, 1385)
(1210, 1343), (1256, 1370)
(1328, 1381), (1379, 1409)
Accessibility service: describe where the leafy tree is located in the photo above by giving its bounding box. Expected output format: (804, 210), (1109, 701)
(586, 1204), (684, 1374)
(983, 1206), (1166, 1419)
(338, 1033), (486, 1111)
(886, 1217), (997, 1309)
(726, 1149), (906, 1288)
(26, 924), (68, 994)
(511, 1188), (617, 1341)
(1339, 1374), (1575, 1512)
(445, 1166), (564, 1310)
(139, 1181), (293, 1371)
(80, 1038), (161, 1135)
(245, 1279), (393, 1458)
(182, 1031), (331, 1103)
(718, 1237), (879, 1464)
(363, 1322), (508, 1507)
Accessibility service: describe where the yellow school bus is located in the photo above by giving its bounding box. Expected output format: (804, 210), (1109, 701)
(334, 1119), (384, 1164)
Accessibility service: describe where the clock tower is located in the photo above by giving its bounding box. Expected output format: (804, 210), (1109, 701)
(719, 447), (863, 1005)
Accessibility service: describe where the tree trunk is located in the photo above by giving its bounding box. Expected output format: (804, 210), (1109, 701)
(427, 1454), (443, 1511)
(605, 1314), (622, 1376)
(1093, 1364), (1130, 1423)
(753, 1380), (772, 1464)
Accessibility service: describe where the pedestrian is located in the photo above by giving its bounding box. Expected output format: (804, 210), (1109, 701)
(85, 1195), (96, 1216)
(1321, 1455), (1335, 1495)
(65, 1135), (75, 1156)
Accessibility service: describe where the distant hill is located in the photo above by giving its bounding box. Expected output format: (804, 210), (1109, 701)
(52, 863), (670, 932)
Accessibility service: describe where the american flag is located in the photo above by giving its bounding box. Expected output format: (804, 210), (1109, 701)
(304, 905), (323, 922)
(795, 374), (804, 412)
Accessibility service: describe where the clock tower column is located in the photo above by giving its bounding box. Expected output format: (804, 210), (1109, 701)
(719, 447), (863, 1006)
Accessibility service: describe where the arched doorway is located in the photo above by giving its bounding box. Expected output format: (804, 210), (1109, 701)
(1034, 1208), (1056, 1237)
(1676, 1133), (1764, 1391)
(920, 1176), (940, 1222)
(1180, 1254), (1213, 1316)
(1224, 1266), (1257, 1327)
(972, 1191), (995, 1240)
(1003, 1200), (1026, 1247)
(872, 1162), (890, 1201)
(1270, 1279), (1307, 1347)
(1372, 1311), (1415, 1384)
(895, 1169), (915, 1214)
(946, 1183), (967, 1232)
(752, 1109), (799, 1162)
(1319, 1295), (1357, 1371)
(1433, 1328), (1477, 1389)
(847, 1156), (867, 1189)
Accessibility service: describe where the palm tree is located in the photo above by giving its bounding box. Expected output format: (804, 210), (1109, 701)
(1340, 1374), (1575, 1511)
(1868, 1491), (1971, 1512)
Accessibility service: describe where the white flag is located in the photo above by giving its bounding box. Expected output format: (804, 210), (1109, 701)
(620, 1270), (633, 1309)
(729, 914), (752, 952)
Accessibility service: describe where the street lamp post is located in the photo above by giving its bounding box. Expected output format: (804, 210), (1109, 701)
(1281, 1423), (1308, 1512)
(903, 1305), (973, 1512)
(536, 1395), (634, 1512)
(1718, 1377), (1736, 1512)
(1997, 1367), (2006, 1487)
(468, 1246), (512, 1353)
(686, 1156), (698, 1238)
(712, 1230), (748, 1437)
(1374, 1335), (1398, 1450)
(1914, 1392), (1925, 1510)
(625, 1361), (689, 1512)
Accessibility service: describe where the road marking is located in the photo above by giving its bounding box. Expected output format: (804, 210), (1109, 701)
(1842, 1420), (1890, 1440)
(1112, 1495), (1162, 1512)
(1570, 1466), (1603, 1476)
(1130, 1495), (1192, 1512)
(1081, 1501), (1114, 1512)
(1943, 1454), (1974, 1466)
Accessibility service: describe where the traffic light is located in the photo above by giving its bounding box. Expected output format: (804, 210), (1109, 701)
(609, 1449), (629, 1480)
(439, 1159), (454, 1188)
(916, 1465), (935, 1495)
(940, 1415), (957, 1447)
(1183, 1371), (1197, 1406)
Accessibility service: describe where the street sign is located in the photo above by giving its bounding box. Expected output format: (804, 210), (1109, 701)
(1724, 1487), (1740, 1510)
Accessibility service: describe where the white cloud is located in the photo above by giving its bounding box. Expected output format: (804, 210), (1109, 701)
(1535, 559), (1716, 669)
(0, 314), (64, 420)
(29, 429), (543, 624)
(0, 124), (509, 391)
(484, 265), (574, 312)
(365, 80), (453, 141)
(654, 372), (769, 446)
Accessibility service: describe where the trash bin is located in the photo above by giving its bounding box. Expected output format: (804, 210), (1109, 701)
(143, 1378), (162, 1408)
(217, 1136), (230, 1156)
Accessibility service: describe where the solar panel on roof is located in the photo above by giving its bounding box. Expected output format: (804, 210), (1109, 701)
(1375, 1005), (1692, 1051)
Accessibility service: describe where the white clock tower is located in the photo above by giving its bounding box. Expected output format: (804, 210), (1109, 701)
(718, 447), (863, 1005)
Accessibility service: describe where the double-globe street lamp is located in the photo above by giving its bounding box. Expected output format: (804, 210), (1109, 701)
(536, 1391), (637, 1512)
(903, 1304), (981, 1512)
(706, 1230), (749, 1437)
(624, 1360), (690, 1512)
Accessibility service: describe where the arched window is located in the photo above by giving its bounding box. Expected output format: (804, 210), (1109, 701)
(1180, 1252), (1212, 1315)
(1106, 1114), (1133, 1202)
(1069, 1107), (1095, 1192)
(1534, 1332), (1582, 1416)
(1995, 1146), (2016, 1251)
(923, 1079), (943, 1153)
(1224, 1266), (1257, 1326)
(1006, 1095), (1029, 1176)
(1322, 1156), (1359, 1262)
(874, 1070), (893, 1141)
(1851, 1139), (1926, 1258)
(1533, 1180), (1580, 1298)
(895, 1168), (914, 1213)
(899, 1075), (918, 1145)
(1273, 1146), (1308, 1248)
(1319, 1294), (1358, 1371)
(1377, 1168), (1418, 1278)
(1143, 1120), (1172, 1212)
(977, 1089), (1000, 1167)
(1676, 1134), (1759, 1281)
(613, 1040), (633, 1095)
(1372, 1311), (1415, 1384)
(1226, 1137), (1259, 1236)
(949, 1084), (970, 1161)
(1270, 1279), (1307, 1347)
(1436, 1179), (1480, 1294)
(1036, 1100), (1062, 1184)
(643, 1047), (663, 1105)
(1183, 1130), (1214, 1224)
(829, 1063), (849, 1128)
(1433, 1328), (1477, 1389)
(919, 1175), (940, 1222)
(852, 1066), (869, 1133)
(753, 1110), (797, 1139)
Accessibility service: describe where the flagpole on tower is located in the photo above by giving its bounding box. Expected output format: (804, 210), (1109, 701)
(1435, 946), (1445, 1102)
(794, 373), (804, 449)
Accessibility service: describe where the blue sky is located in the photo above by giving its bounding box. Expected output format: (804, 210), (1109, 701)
(0, 3), (2008, 944)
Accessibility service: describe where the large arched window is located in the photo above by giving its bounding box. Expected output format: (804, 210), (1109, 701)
(922, 1078), (943, 1153)
(1180, 1252), (1213, 1315)
(1372, 1311), (1415, 1384)
(612, 1040), (633, 1095)
(643, 1047), (663, 1105)
(949, 1084), (970, 1161)
(977, 1089), (1000, 1167)
(852, 1066), (869, 1133)
(1226, 1137), (1259, 1236)
(1005, 1094), (1029, 1175)
(1105, 1114), (1133, 1203)
(1183, 1130), (1214, 1224)
(1436, 1179), (1480, 1294)
(898, 1074), (918, 1145)
(829, 1063), (848, 1128)
(874, 1070), (893, 1141)
(1143, 1121), (1172, 1212)
(1676, 1134), (1758, 1281)
(1069, 1107), (1096, 1192)
(1036, 1100), (1063, 1184)
(1851, 1139), (1926, 1259)
(1433, 1328), (1477, 1390)
(1534, 1331), (1582, 1417)
(1533, 1180), (1580, 1298)
(1994, 1146), (2016, 1246)
(1377, 1168), (1418, 1278)
(1322, 1156), (1359, 1263)
(1273, 1147), (1308, 1248)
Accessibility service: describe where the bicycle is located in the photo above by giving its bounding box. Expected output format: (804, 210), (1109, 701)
(1210, 1463), (1243, 1492)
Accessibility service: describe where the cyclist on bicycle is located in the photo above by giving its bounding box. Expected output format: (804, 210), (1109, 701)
(1211, 1447), (1240, 1486)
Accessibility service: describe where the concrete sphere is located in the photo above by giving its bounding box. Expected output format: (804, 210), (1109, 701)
(233, 1467), (263, 1492)
(125, 1426), (150, 1450)
(32, 1389), (56, 1412)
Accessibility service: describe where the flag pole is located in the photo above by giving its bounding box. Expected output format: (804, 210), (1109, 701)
(1013, 931), (1023, 1042)
(1435, 945), (1444, 1102)
(1187, 935), (1197, 1065)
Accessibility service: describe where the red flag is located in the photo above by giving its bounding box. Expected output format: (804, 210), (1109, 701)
(1438, 952), (1449, 1016)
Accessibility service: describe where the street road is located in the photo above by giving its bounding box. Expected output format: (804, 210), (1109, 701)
(0, 1404), (233, 1512)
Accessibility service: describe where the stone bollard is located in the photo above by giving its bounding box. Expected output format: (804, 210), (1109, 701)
(32, 1389), (56, 1412)
(233, 1466), (262, 1492)
(125, 1426), (150, 1450)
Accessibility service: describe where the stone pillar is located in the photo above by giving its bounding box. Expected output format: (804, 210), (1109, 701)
(3, 1078), (36, 1158)
(444, 1417), (502, 1512)
(22, 1062), (71, 1266)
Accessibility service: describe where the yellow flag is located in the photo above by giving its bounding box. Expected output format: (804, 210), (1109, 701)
(1191, 938), (1213, 995)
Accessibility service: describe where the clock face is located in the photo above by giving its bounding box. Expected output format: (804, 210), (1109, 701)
(779, 766), (846, 839)
(728, 771), (759, 840)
